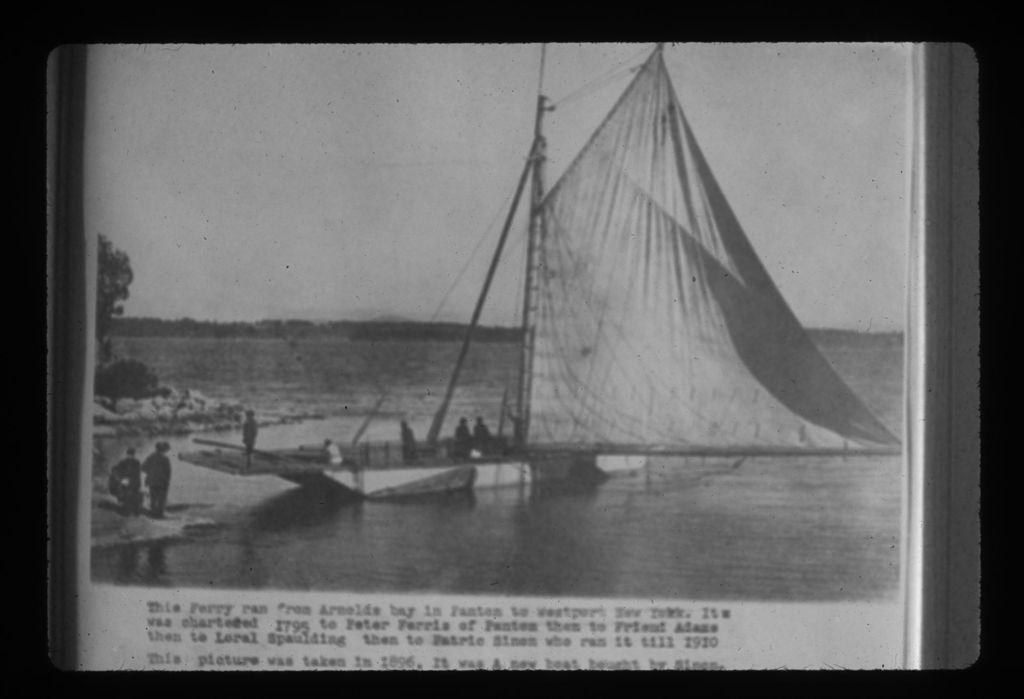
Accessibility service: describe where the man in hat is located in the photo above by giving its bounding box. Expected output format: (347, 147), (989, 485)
(109, 447), (142, 516)
(242, 409), (258, 471)
(473, 416), (493, 456)
(142, 442), (172, 518)
(453, 417), (471, 461)
(400, 421), (417, 462)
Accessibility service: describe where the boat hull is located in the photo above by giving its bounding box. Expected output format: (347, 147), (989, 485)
(322, 463), (474, 499)
(179, 444), (776, 501)
(178, 447), (532, 500)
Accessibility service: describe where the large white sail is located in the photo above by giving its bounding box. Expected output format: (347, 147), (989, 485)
(527, 49), (898, 450)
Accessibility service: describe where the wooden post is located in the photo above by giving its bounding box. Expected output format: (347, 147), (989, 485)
(516, 81), (552, 448)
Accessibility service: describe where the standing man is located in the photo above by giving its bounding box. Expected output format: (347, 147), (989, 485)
(242, 409), (258, 472)
(142, 442), (172, 518)
(473, 416), (493, 455)
(453, 417), (472, 461)
(400, 421), (417, 462)
(109, 447), (142, 516)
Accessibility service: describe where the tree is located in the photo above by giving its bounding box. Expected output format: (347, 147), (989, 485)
(97, 234), (133, 362)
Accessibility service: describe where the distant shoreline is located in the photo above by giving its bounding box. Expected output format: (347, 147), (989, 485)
(111, 317), (903, 348)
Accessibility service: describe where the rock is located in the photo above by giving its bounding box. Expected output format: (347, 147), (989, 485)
(134, 404), (159, 421)
(156, 405), (175, 421)
(93, 402), (121, 423)
(152, 396), (168, 409)
(114, 398), (139, 414)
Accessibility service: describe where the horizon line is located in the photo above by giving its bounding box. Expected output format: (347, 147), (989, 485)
(113, 315), (905, 334)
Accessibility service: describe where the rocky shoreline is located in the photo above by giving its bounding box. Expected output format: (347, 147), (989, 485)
(92, 387), (323, 438)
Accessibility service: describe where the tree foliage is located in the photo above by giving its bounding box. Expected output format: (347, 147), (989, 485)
(94, 358), (160, 400)
(97, 235), (133, 360)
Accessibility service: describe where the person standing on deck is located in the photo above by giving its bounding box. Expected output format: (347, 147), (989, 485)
(242, 410), (258, 471)
(142, 442), (172, 518)
(323, 439), (343, 466)
(473, 416), (493, 455)
(454, 417), (471, 461)
(400, 421), (416, 462)
(109, 447), (142, 516)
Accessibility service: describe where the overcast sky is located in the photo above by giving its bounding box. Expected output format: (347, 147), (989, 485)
(83, 43), (911, 330)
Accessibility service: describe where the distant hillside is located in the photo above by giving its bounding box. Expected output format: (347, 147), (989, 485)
(110, 317), (522, 343)
(111, 317), (902, 349)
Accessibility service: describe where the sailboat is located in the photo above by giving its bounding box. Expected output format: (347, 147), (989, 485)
(179, 44), (899, 499)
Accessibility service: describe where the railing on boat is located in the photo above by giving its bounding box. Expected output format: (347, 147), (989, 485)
(347, 437), (513, 469)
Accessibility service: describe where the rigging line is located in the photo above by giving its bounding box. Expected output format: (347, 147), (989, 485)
(582, 168), (742, 390)
(427, 142), (539, 446)
(592, 148), (737, 291)
(548, 45), (652, 108)
(428, 190), (515, 323)
(535, 275), (684, 444)
(541, 215), (720, 434)
(538, 337), (671, 445)
(536, 275), (680, 437)
(535, 297), (667, 444)
(549, 65), (641, 109)
(509, 223), (527, 330)
(571, 171), (637, 412)
(541, 51), (657, 207)
(543, 317), (706, 445)
(538, 42), (547, 97)
(534, 323), (653, 441)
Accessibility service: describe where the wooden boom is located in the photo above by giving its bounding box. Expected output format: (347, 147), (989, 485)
(191, 437), (289, 461)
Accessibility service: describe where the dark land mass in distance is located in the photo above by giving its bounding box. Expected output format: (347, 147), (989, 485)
(110, 316), (903, 349)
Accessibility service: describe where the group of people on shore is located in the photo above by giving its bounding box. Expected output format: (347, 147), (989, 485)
(108, 442), (173, 518)
(109, 409), (255, 518)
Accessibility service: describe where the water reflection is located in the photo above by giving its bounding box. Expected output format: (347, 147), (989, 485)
(91, 455), (899, 600)
(381, 489), (477, 509)
(114, 544), (139, 581)
(147, 542), (168, 578)
(248, 486), (360, 534)
(111, 541), (172, 586)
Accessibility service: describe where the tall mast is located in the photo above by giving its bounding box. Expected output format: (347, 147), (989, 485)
(425, 148), (536, 447)
(515, 43), (552, 448)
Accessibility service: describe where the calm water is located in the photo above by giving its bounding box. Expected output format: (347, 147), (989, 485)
(92, 336), (903, 601)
